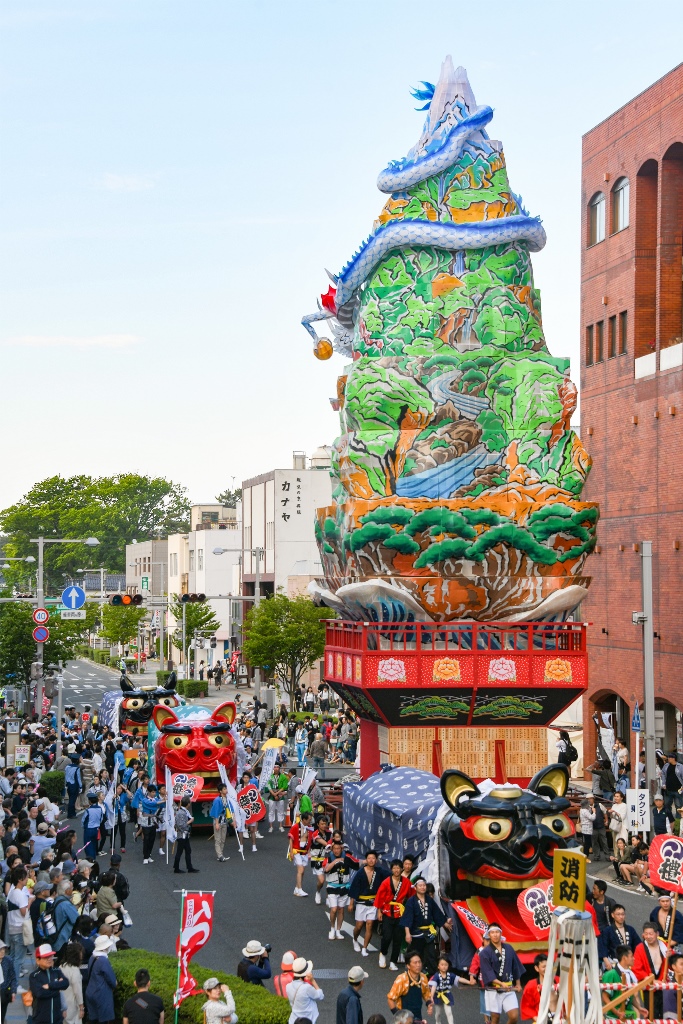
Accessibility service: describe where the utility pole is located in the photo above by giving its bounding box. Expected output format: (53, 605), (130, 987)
(56, 660), (64, 760)
(641, 540), (657, 800)
(253, 546), (264, 700)
(35, 537), (45, 716)
(181, 601), (187, 678)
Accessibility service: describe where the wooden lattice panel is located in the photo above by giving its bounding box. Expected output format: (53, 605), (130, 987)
(386, 726), (547, 779)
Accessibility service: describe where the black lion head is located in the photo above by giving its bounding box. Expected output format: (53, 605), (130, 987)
(438, 764), (575, 900)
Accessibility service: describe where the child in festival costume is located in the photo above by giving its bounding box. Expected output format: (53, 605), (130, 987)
(429, 955), (474, 1024)
(309, 816), (332, 905)
(288, 812), (314, 897)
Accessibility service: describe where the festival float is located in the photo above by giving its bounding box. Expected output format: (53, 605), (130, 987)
(147, 701), (245, 821)
(303, 56), (598, 783)
(98, 673), (184, 748)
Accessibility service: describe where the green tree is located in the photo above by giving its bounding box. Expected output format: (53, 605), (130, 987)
(100, 604), (147, 647)
(243, 594), (330, 710)
(0, 600), (95, 698)
(215, 488), (242, 508)
(169, 598), (221, 654)
(0, 473), (191, 587)
(0, 603), (35, 694)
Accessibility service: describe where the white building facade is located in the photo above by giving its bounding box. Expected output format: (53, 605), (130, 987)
(241, 450), (333, 596)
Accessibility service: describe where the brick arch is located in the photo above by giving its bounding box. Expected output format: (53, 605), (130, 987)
(634, 159), (658, 358)
(659, 143), (683, 350)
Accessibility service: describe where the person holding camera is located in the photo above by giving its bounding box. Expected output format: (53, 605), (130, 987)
(237, 940), (272, 986)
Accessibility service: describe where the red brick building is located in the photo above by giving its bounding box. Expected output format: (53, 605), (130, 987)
(581, 63), (683, 756)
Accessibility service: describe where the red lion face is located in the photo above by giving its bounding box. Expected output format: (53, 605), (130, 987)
(152, 701), (237, 795)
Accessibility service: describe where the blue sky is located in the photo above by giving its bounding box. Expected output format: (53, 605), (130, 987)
(1, 1), (682, 508)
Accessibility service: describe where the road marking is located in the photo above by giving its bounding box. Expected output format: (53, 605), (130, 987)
(323, 910), (378, 950)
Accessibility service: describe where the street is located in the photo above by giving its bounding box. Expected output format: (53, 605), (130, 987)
(54, 659), (656, 1024)
(76, 807), (655, 1024)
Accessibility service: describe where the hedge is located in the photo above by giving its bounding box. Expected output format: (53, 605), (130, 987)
(183, 680), (201, 698)
(40, 771), (65, 802)
(177, 680), (185, 695)
(110, 949), (289, 1024)
(156, 670), (174, 686)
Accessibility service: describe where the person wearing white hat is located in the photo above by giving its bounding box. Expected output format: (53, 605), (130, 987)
(236, 941), (271, 986)
(273, 951), (297, 998)
(337, 966), (368, 1024)
(201, 977), (238, 1024)
(84, 936), (117, 1024)
(285, 958), (324, 1024)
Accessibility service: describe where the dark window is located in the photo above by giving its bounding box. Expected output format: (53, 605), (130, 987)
(595, 321), (604, 362)
(589, 193), (606, 245)
(619, 310), (627, 354)
(608, 315), (617, 358)
(586, 325), (594, 366)
(611, 178), (630, 233)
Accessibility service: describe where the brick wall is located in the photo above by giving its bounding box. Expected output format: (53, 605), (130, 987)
(580, 63), (683, 754)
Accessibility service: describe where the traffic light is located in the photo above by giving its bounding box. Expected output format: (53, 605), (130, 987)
(108, 594), (143, 606)
(210, 637), (217, 649)
(180, 593), (206, 603)
(230, 635), (238, 649)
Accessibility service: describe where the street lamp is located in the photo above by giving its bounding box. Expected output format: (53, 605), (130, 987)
(29, 536), (100, 714)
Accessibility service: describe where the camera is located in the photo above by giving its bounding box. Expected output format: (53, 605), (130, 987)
(263, 944), (272, 954)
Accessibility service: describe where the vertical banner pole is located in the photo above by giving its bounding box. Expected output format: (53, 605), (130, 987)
(174, 889), (185, 1024)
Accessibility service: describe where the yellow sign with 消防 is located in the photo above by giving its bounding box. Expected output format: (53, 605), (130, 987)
(553, 848), (587, 911)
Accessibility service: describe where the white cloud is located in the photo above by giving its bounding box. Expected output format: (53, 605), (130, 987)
(99, 173), (158, 193)
(1, 334), (141, 348)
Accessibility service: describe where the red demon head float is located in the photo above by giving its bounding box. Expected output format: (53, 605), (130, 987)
(152, 701), (238, 793)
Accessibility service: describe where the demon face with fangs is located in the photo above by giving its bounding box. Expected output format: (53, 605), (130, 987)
(118, 673), (181, 738)
(438, 764), (575, 901)
(151, 701), (238, 793)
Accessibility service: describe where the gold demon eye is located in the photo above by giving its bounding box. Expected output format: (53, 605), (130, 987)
(207, 733), (229, 748)
(540, 813), (573, 838)
(470, 817), (513, 842)
(158, 696), (180, 708)
(122, 698), (145, 710)
(165, 735), (189, 750)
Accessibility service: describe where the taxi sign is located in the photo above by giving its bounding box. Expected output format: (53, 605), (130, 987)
(553, 848), (587, 911)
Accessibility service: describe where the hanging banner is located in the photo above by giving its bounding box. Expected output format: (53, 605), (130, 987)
(174, 891), (215, 1006)
(171, 773), (205, 801)
(258, 747), (278, 791)
(649, 835), (683, 895)
(236, 783), (266, 825)
(217, 763), (247, 832)
(165, 766), (177, 844)
(626, 788), (651, 831)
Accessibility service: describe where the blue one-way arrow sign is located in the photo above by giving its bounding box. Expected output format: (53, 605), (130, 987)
(61, 585), (85, 610)
(632, 702), (642, 732)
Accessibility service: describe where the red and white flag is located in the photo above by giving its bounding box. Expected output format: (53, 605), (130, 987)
(174, 892), (215, 1006)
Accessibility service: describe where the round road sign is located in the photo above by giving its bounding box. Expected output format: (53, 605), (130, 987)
(32, 608), (49, 626)
(32, 626), (49, 643)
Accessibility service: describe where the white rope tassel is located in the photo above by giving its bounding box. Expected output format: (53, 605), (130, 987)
(537, 910), (603, 1024)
